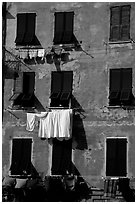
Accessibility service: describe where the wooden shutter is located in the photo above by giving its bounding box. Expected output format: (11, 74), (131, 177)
(60, 71), (73, 100)
(10, 138), (32, 175)
(50, 72), (62, 99)
(53, 12), (64, 44)
(106, 138), (127, 177)
(120, 68), (132, 101)
(52, 139), (72, 175)
(106, 139), (117, 176)
(121, 5), (130, 41)
(62, 12), (74, 43)
(24, 13), (36, 44)
(110, 7), (120, 41)
(23, 72), (35, 94)
(109, 69), (121, 100)
(15, 13), (26, 44)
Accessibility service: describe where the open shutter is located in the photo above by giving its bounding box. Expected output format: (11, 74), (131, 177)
(60, 71), (73, 100)
(62, 12), (74, 44)
(50, 72), (62, 99)
(15, 13), (26, 44)
(53, 12), (64, 44)
(110, 7), (120, 41)
(9, 72), (23, 101)
(10, 138), (32, 176)
(116, 138), (127, 177)
(106, 139), (117, 176)
(121, 5), (130, 41)
(109, 69), (121, 101)
(120, 68), (132, 101)
(24, 13), (36, 44)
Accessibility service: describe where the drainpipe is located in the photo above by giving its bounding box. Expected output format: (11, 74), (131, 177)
(2, 2), (7, 120)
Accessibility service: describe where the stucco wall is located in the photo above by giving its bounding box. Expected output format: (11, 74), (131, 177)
(3, 2), (135, 188)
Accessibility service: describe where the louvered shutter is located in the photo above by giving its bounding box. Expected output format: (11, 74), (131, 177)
(110, 7), (120, 41)
(62, 12), (74, 44)
(109, 69), (121, 100)
(116, 138), (127, 177)
(60, 71), (73, 100)
(53, 12), (64, 44)
(10, 72), (23, 101)
(15, 13), (26, 44)
(120, 68), (132, 101)
(121, 5), (130, 41)
(24, 13), (36, 44)
(10, 138), (32, 175)
(50, 72), (62, 99)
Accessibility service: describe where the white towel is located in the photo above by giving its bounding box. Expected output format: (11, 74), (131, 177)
(29, 49), (37, 59)
(19, 49), (28, 59)
(38, 49), (45, 59)
(26, 113), (36, 131)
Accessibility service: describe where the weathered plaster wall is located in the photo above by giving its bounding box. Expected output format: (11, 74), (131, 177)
(3, 2), (135, 188)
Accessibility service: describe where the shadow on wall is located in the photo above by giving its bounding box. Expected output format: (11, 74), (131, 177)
(119, 178), (135, 202)
(72, 96), (88, 150)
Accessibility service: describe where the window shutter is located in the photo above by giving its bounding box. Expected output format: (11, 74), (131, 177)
(62, 12), (74, 43)
(24, 13), (36, 44)
(120, 68), (132, 101)
(116, 139), (127, 177)
(15, 13), (26, 44)
(106, 139), (117, 176)
(110, 7), (120, 41)
(60, 71), (73, 100)
(23, 72), (35, 94)
(50, 72), (62, 99)
(121, 6), (130, 41)
(10, 138), (32, 175)
(109, 69), (121, 100)
(53, 12), (64, 44)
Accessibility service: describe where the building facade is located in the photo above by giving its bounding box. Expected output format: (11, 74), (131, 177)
(2, 2), (135, 201)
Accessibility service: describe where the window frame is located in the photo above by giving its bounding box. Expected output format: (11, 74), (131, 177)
(109, 5), (131, 42)
(9, 137), (33, 177)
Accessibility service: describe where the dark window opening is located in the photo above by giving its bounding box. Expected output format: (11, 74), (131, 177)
(15, 13), (36, 46)
(53, 12), (74, 45)
(10, 138), (32, 176)
(10, 72), (35, 108)
(50, 71), (73, 108)
(110, 5), (130, 41)
(106, 138), (127, 177)
(52, 138), (72, 175)
(109, 68), (134, 106)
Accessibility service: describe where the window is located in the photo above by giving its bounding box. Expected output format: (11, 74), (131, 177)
(53, 12), (74, 45)
(10, 72), (35, 108)
(15, 13), (36, 46)
(109, 68), (134, 106)
(50, 71), (73, 107)
(110, 5), (130, 41)
(10, 138), (32, 176)
(52, 138), (72, 175)
(106, 138), (127, 177)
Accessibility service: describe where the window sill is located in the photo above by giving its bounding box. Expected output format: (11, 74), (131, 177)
(107, 105), (135, 110)
(52, 43), (78, 49)
(15, 45), (43, 50)
(108, 39), (134, 45)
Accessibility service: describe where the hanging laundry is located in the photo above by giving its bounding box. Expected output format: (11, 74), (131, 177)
(26, 113), (36, 131)
(28, 49), (38, 59)
(19, 49), (28, 59)
(37, 49), (45, 59)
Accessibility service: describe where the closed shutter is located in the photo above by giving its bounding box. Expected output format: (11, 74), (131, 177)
(24, 13), (36, 44)
(15, 13), (26, 44)
(109, 69), (121, 100)
(110, 7), (120, 41)
(60, 71), (73, 100)
(106, 138), (127, 177)
(23, 72), (35, 94)
(120, 68), (132, 101)
(106, 139), (117, 176)
(10, 138), (32, 175)
(50, 72), (62, 99)
(62, 12), (74, 43)
(121, 5), (130, 41)
(53, 12), (64, 44)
